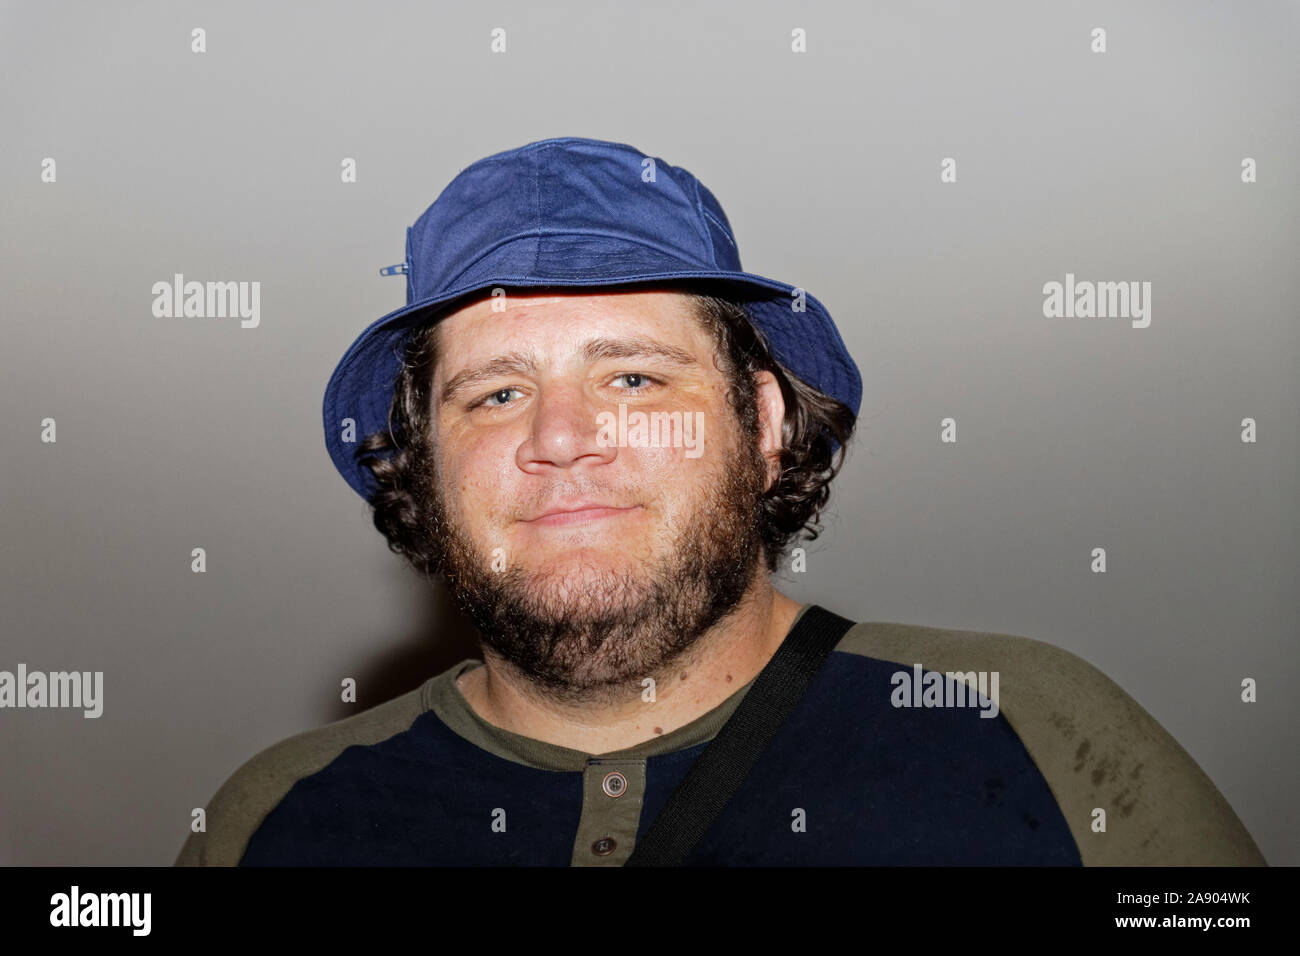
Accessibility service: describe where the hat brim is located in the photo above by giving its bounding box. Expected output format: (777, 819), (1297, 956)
(323, 268), (860, 500)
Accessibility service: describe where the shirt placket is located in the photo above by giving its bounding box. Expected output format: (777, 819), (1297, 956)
(569, 757), (647, 866)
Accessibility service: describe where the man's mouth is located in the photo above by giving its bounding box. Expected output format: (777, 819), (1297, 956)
(524, 504), (643, 527)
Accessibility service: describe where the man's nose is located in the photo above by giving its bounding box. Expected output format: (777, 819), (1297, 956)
(516, 382), (617, 470)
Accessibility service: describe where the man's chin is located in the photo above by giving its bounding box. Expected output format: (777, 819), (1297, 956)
(514, 544), (651, 582)
(507, 572), (658, 624)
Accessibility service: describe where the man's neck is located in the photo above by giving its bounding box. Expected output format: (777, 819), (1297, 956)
(455, 585), (805, 755)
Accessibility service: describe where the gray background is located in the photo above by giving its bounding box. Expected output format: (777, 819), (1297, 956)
(1, 0), (1295, 865)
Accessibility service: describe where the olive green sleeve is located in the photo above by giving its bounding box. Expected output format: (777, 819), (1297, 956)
(836, 621), (1267, 865)
(173, 684), (428, 866)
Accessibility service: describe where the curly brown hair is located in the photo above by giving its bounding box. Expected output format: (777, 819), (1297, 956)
(356, 280), (856, 576)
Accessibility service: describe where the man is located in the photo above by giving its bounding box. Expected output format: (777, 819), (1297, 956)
(175, 137), (1264, 866)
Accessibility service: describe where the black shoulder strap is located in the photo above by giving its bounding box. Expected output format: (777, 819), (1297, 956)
(623, 604), (856, 866)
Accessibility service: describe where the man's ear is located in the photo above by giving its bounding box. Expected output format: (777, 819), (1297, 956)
(753, 370), (785, 491)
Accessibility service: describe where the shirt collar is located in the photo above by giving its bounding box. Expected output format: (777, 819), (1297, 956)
(422, 603), (812, 771)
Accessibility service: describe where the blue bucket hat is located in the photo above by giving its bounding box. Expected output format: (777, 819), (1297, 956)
(323, 136), (861, 501)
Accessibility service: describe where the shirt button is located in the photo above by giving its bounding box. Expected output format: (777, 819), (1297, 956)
(601, 771), (628, 798)
(591, 837), (617, 856)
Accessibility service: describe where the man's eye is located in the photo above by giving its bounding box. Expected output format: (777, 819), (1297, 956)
(611, 373), (663, 394)
(473, 387), (522, 409)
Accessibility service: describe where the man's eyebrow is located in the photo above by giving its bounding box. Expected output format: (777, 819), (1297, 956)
(438, 336), (701, 406)
(439, 352), (539, 407)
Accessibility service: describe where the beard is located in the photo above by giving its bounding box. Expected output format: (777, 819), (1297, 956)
(412, 420), (771, 703)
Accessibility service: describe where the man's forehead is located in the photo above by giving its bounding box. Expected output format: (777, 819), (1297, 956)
(433, 289), (710, 372)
